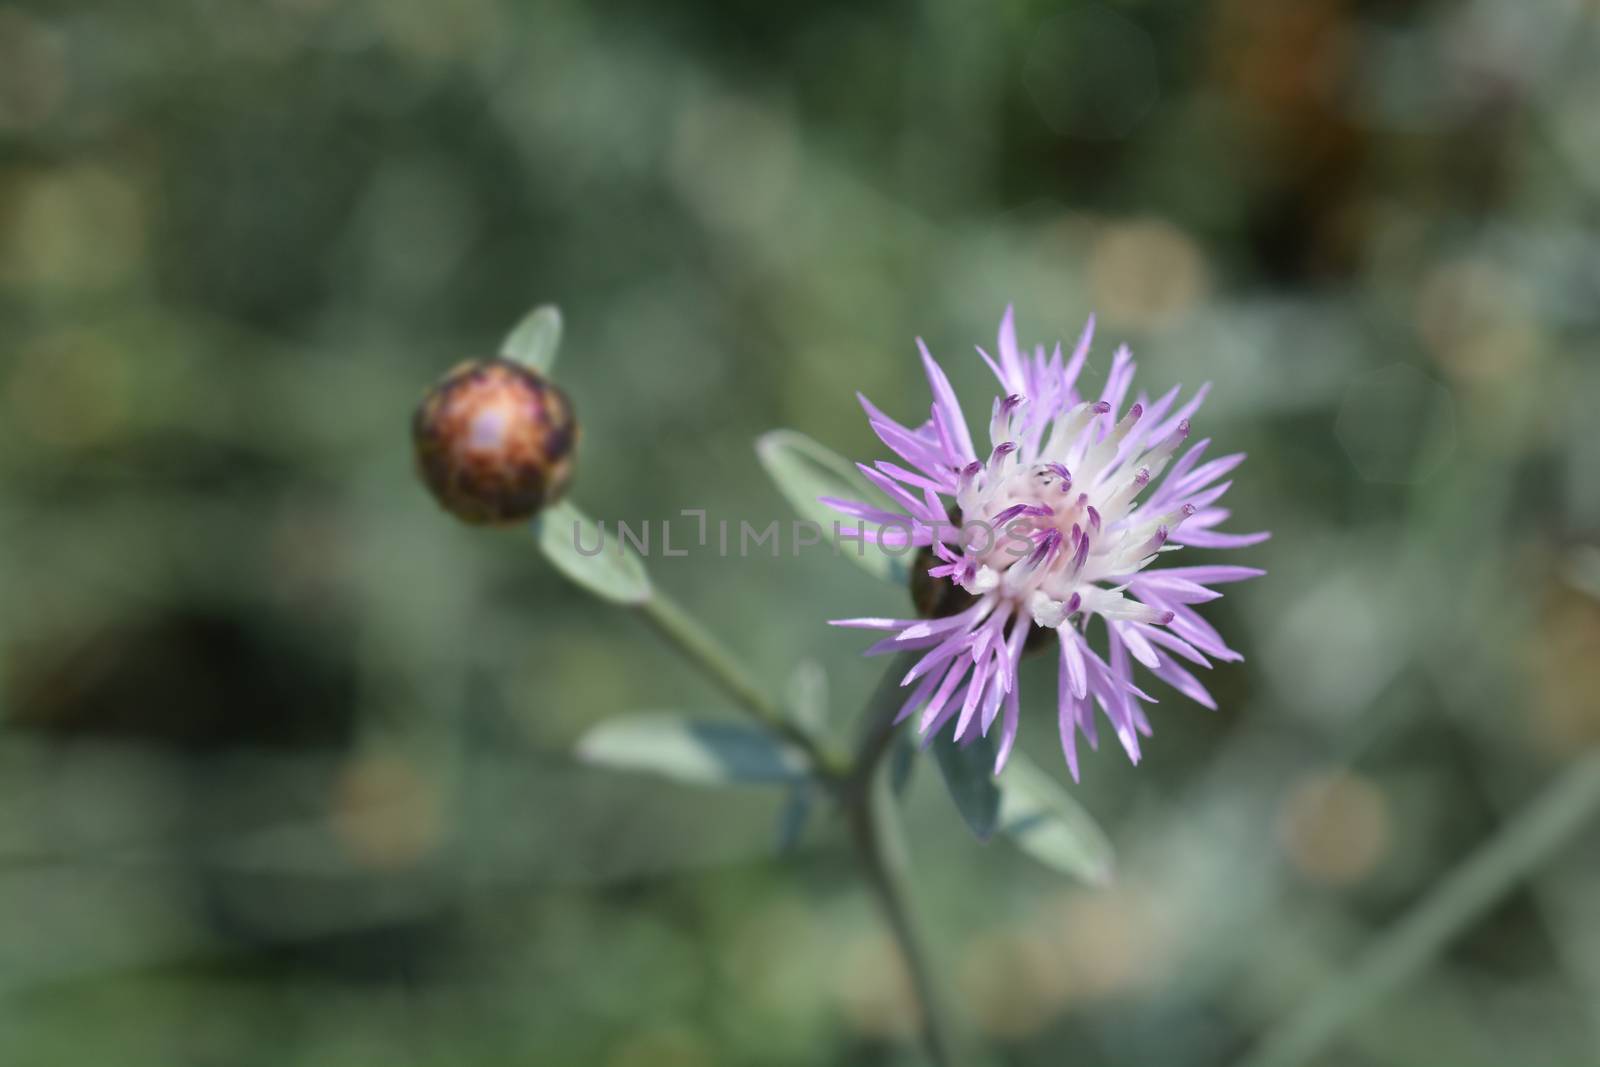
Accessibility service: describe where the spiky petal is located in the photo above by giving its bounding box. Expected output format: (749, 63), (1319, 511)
(829, 309), (1265, 778)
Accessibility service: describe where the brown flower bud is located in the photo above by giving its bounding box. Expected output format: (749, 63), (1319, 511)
(412, 359), (576, 524)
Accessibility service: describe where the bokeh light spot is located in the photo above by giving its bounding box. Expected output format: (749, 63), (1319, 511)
(1088, 217), (1209, 331)
(1278, 769), (1392, 887)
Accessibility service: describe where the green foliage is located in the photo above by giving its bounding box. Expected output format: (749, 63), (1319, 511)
(6, 0), (1599, 1063)
(538, 500), (652, 605)
(930, 728), (1003, 840)
(996, 753), (1114, 885)
(576, 713), (810, 786)
(931, 732), (1115, 885)
(500, 304), (564, 374)
(756, 429), (911, 585)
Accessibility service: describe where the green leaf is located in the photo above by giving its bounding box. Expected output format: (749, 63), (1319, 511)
(997, 753), (1114, 885)
(755, 429), (911, 586)
(576, 713), (810, 787)
(887, 729), (917, 796)
(500, 304), (563, 373)
(537, 500), (652, 605)
(930, 728), (1002, 840)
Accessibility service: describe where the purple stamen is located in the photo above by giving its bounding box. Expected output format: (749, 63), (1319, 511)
(990, 503), (1031, 526)
(1026, 529), (1061, 567)
(1137, 525), (1169, 556)
(830, 311), (1262, 782)
(1070, 530), (1091, 573)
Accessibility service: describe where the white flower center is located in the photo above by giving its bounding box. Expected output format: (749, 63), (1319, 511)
(950, 397), (1192, 626)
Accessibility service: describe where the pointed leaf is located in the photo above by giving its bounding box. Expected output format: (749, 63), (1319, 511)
(888, 729), (917, 796)
(931, 729), (1002, 840)
(755, 429), (911, 585)
(501, 304), (563, 373)
(997, 753), (1114, 885)
(576, 713), (810, 787)
(538, 500), (652, 605)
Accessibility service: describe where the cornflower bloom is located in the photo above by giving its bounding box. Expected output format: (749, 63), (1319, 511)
(829, 310), (1265, 777)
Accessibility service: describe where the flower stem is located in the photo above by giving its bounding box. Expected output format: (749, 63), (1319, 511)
(638, 590), (845, 776)
(842, 655), (964, 1067)
(1234, 751), (1600, 1067)
(637, 594), (959, 1063)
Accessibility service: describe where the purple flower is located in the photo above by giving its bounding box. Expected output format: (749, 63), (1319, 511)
(828, 309), (1266, 779)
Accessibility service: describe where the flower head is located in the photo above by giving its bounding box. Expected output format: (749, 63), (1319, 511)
(829, 309), (1266, 778)
(413, 358), (577, 524)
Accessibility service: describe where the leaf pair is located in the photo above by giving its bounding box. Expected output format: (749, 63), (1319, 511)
(576, 708), (1112, 885)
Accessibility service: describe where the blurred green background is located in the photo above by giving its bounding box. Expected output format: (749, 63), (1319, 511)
(4, 0), (1600, 1064)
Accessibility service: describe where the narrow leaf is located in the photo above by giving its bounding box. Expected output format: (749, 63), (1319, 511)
(755, 429), (911, 585)
(538, 500), (652, 605)
(997, 753), (1114, 885)
(931, 729), (1002, 840)
(576, 713), (810, 787)
(501, 304), (563, 373)
(888, 729), (917, 796)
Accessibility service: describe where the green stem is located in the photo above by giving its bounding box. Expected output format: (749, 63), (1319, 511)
(844, 783), (960, 1067)
(841, 654), (963, 1067)
(638, 594), (958, 1065)
(639, 590), (846, 777)
(1234, 752), (1600, 1067)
